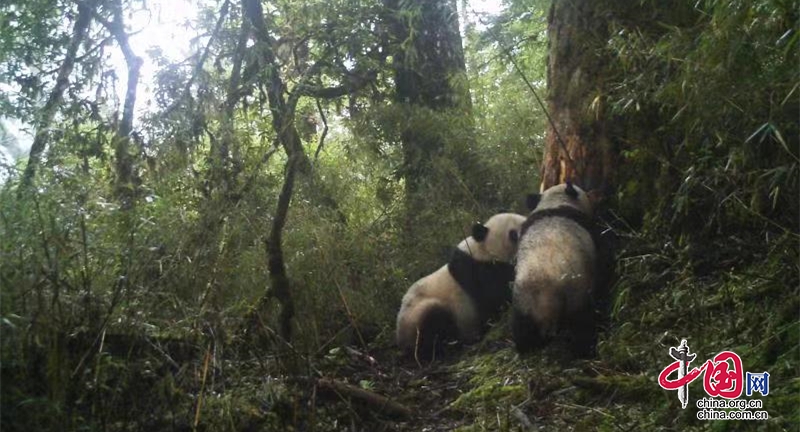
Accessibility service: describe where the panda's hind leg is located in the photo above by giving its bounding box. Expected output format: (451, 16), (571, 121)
(511, 306), (546, 354)
(415, 305), (459, 362)
(566, 304), (597, 359)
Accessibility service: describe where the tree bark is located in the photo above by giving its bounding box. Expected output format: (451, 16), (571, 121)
(386, 0), (471, 111)
(386, 0), (472, 197)
(540, 0), (614, 192)
(384, 0), (484, 236)
(18, 0), (97, 194)
(242, 0), (304, 341)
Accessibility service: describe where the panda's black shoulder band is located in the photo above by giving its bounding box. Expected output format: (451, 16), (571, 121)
(447, 249), (514, 320)
(447, 249), (482, 290)
(520, 206), (600, 247)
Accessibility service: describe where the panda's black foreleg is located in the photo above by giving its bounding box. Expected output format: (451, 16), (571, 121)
(511, 307), (546, 353)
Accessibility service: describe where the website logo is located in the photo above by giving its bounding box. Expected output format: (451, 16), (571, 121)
(658, 339), (769, 420)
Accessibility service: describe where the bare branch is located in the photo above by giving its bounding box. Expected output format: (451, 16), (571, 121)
(294, 68), (376, 100)
(313, 99), (328, 163)
(95, 1), (145, 206)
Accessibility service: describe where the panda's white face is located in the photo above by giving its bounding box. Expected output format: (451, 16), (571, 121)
(457, 213), (526, 263)
(534, 183), (593, 216)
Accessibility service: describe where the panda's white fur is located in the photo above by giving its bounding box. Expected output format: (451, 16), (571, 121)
(512, 182), (599, 356)
(396, 212), (526, 360)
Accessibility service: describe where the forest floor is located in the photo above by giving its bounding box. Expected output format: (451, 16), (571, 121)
(299, 324), (653, 432)
(285, 320), (795, 432)
(171, 322), (611, 431)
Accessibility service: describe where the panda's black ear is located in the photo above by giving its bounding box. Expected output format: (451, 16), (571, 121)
(525, 193), (541, 211)
(565, 181), (579, 199)
(472, 223), (489, 242)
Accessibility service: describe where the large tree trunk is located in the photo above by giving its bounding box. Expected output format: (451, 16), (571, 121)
(540, 0), (620, 321)
(18, 0), (97, 194)
(385, 0), (484, 238)
(388, 0), (471, 111)
(540, 0), (614, 192)
(388, 0), (472, 184)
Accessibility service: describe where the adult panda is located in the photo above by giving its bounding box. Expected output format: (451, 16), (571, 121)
(396, 213), (526, 361)
(512, 182), (602, 357)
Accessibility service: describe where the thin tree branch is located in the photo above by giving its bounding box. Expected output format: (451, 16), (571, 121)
(225, 13), (250, 118)
(236, 142), (281, 197)
(316, 378), (411, 419)
(296, 80), (371, 99)
(313, 99), (328, 163)
(194, 0), (232, 96)
(242, 0), (347, 225)
(478, 13), (574, 172)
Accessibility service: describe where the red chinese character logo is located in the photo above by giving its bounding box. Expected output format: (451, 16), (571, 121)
(702, 351), (743, 399)
(659, 346), (744, 404)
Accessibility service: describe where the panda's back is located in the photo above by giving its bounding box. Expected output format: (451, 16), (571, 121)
(516, 216), (596, 298)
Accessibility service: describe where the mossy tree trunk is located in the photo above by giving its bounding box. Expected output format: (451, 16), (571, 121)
(385, 0), (486, 243)
(98, 0), (143, 208)
(388, 0), (471, 187)
(540, 0), (615, 192)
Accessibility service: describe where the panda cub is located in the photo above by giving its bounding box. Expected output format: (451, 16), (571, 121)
(396, 213), (526, 361)
(512, 182), (601, 357)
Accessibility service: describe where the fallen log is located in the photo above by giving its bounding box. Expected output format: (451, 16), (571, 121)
(316, 378), (411, 419)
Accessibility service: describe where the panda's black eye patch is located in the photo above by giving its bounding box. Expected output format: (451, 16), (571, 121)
(509, 229), (519, 243)
(472, 223), (489, 242)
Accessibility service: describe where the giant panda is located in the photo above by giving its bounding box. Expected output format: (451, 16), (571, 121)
(396, 213), (526, 361)
(512, 182), (602, 357)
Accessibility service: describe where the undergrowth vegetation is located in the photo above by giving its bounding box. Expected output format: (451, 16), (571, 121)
(1, 0), (797, 430)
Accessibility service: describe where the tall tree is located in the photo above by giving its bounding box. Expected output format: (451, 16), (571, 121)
(539, 0), (614, 191)
(384, 0), (486, 236)
(241, 0), (304, 341)
(17, 0), (98, 194)
(239, 0), (380, 340)
(97, 0), (144, 207)
(386, 0), (471, 113)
